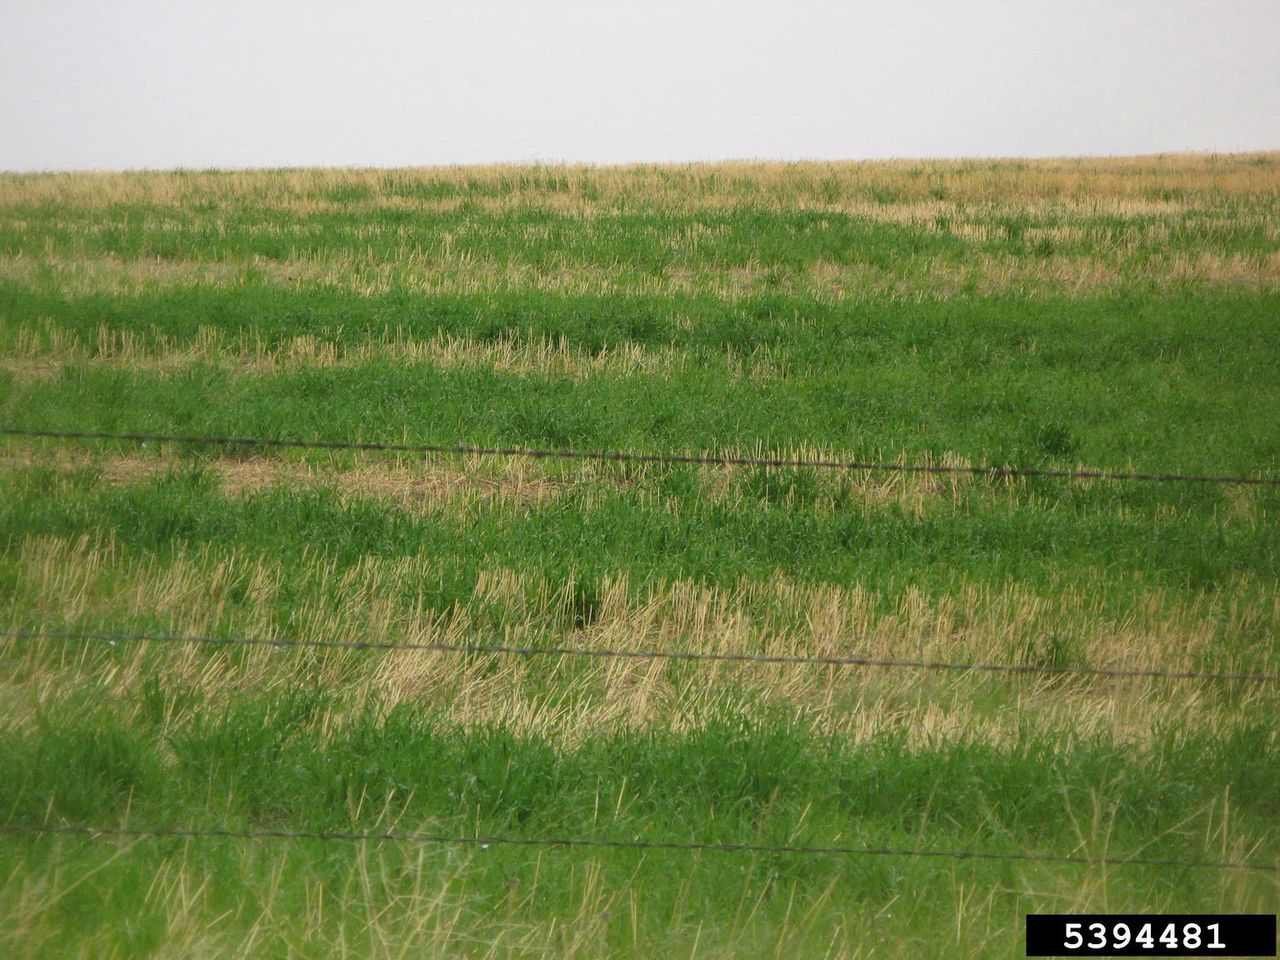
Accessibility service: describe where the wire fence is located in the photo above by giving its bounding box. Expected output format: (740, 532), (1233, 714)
(4, 425), (1277, 880)
(5, 628), (1277, 685)
(3, 427), (1277, 486)
(1, 823), (1273, 873)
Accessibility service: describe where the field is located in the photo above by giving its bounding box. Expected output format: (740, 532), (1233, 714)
(1, 154), (1278, 957)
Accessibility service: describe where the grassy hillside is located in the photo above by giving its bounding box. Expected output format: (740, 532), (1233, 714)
(1, 154), (1278, 958)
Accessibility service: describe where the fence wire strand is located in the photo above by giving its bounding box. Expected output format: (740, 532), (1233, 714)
(3, 427), (1277, 486)
(1, 823), (1273, 872)
(5, 628), (1276, 685)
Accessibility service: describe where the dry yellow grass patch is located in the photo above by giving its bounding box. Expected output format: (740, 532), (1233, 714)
(1161, 250), (1280, 285)
(0, 437), (997, 519)
(2, 319), (709, 381)
(2, 153), (1276, 211)
(0, 450), (570, 510)
(0, 253), (264, 292)
(4, 245), (1276, 303)
(3, 535), (1273, 747)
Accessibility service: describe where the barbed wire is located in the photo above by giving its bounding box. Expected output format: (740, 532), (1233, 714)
(1, 823), (1272, 872)
(3, 427), (1276, 486)
(5, 628), (1276, 685)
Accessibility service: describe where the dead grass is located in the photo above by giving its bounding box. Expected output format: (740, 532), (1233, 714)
(2, 153), (1276, 212)
(0, 449), (570, 509)
(2, 153), (1276, 300)
(0, 435), (998, 518)
(4, 245), (1278, 301)
(1, 319), (707, 382)
(2, 534), (1273, 748)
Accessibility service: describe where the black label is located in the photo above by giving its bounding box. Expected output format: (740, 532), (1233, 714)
(1026, 914), (1276, 956)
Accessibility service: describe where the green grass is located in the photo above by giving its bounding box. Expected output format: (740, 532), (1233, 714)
(1, 462), (1277, 611)
(2, 690), (1276, 958)
(1, 156), (1279, 957)
(4, 286), (1279, 473)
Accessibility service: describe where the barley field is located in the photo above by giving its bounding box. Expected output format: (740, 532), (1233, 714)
(1, 154), (1278, 958)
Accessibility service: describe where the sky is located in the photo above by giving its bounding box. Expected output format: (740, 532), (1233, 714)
(1, 0), (1277, 171)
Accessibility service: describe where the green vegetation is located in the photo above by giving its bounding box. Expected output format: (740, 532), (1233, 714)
(1, 155), (1278, 957)
(3, 697), (1277, 957)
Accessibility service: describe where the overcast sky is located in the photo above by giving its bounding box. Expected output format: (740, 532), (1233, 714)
(1, 0), (1277, 171)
